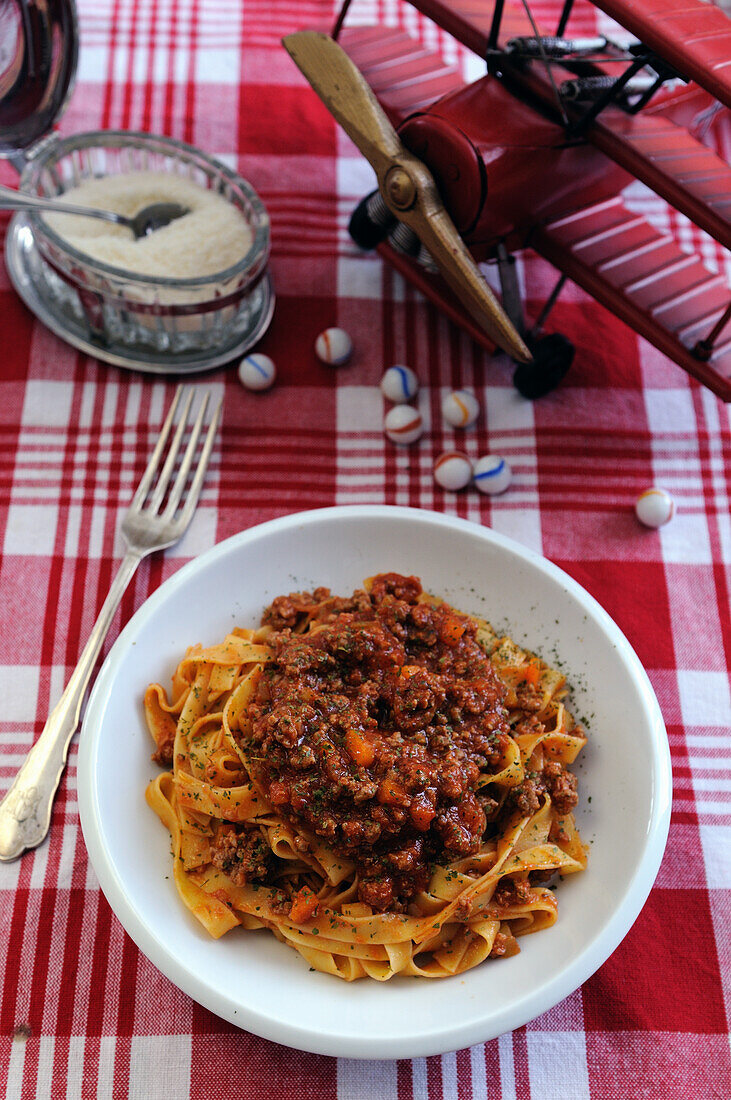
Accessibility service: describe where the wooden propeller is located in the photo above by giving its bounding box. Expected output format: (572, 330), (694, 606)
(282, 30), (531, 364)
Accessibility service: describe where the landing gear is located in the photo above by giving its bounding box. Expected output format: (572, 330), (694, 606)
(514, 332), (574, 398)
(496, 251), (573, 398)
(349, 194), (575, 398)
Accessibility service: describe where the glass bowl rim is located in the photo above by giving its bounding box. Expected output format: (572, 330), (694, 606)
(23, 129), (270, 291)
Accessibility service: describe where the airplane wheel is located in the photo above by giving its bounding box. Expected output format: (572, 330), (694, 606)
(513, 333), (574, 399)
(348, 190), (394, 250)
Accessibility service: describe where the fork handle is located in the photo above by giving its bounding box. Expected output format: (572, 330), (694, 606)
(0, 550), (143, 861)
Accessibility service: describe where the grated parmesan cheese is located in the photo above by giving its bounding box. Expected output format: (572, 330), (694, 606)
(43, 171), (253, 279)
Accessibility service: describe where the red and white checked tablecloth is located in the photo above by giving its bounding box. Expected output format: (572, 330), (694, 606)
(0, 0), (730, 1097)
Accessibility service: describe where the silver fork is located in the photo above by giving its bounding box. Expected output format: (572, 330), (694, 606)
(0, 385), (222, 862)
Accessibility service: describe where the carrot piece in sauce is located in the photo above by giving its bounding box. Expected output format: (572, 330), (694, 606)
(438, 612), (466, 646)
(377, 777), (407, 805)
(522, 662), (541, 686)
(344, 728), (375, 767)
(289, 885), (320, 924)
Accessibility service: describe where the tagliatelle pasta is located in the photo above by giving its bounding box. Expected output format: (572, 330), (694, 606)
(145, 574), (587, 980)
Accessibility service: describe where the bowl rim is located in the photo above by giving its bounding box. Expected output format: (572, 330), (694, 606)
(78, 504), (673, 1058)
(23, 129), (270, 289)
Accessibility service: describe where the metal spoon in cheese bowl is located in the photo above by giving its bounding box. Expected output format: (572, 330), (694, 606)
(0, 182), (188, 238)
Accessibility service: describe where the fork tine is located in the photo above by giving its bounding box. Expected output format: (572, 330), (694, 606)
(175, 397), (222, 529)
(161, 391), (211, 520)
(129, 385), (184, 510)
(146, 386), (195, 514)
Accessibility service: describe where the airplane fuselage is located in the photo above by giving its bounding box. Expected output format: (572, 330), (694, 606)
(398, 72), (630, 259)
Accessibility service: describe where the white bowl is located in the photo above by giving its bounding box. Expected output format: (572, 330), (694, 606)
(78, 506), (671, 1058)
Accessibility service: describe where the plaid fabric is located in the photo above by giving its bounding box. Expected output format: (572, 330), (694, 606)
(1, 0), (730, 1096)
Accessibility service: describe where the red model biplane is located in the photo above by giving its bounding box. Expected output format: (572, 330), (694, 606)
(284, 0), (731, 400)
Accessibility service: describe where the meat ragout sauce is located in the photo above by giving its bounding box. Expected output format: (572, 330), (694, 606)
(236, 574), (575, 913)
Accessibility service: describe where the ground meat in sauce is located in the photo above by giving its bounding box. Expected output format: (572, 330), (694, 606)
(543, 761), (579, 815)
(489, 931), (509, 957)
(151, 740), (174, 768)
(239, 574), (574, 912)
(508, 761), (579, 819)
(209, 824), (272, 886)
(494, 876), (533, 908)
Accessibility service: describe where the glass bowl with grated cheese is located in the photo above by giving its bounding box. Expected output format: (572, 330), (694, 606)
(19, 130), (271, 362)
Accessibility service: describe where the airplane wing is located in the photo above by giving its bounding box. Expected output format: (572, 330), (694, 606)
(532, 196), (731, 399)
(510, 59), (731, 251)
(387, 0), (533, 58)
(337, 26), (465, 124)
(591, 0), (731, 111)
(377, 191), (731, 401)
(405, 0), (731, 111)
(377, 192), (731, 401)
(587, 107), (731, 252)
